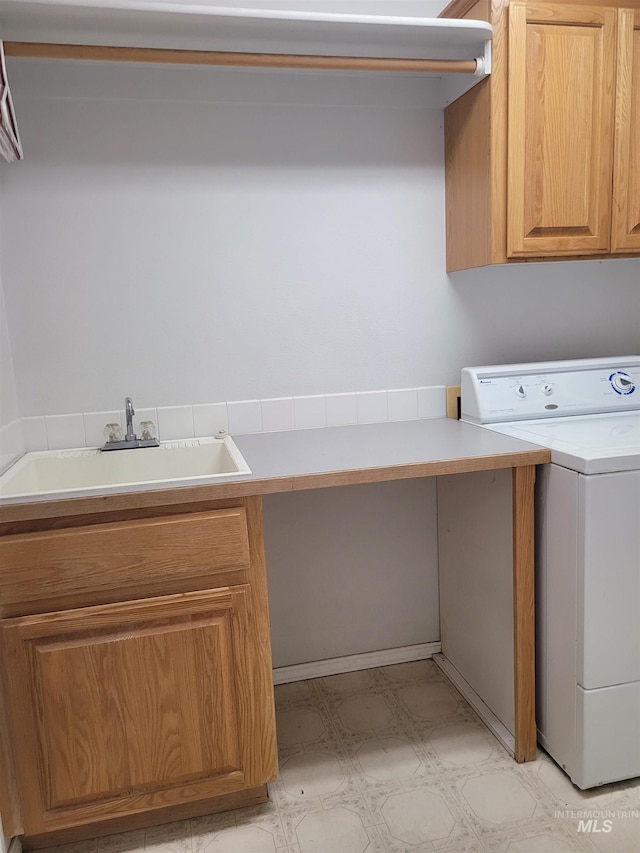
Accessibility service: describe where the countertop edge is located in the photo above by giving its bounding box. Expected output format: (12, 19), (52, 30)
(0, 446), (550, 526)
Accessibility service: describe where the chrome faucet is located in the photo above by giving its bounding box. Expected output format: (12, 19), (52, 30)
(125, 396), (136, 441)
(101, 396), (159, 451)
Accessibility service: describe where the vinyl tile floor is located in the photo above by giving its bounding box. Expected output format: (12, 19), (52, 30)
(39, 662), (639, 853)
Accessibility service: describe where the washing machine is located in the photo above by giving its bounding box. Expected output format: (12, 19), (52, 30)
(461, 356), (640, 789)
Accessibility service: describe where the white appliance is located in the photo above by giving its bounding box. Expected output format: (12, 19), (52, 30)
(461, 357), (640, 789)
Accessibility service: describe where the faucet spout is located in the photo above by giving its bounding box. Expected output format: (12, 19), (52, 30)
(125, 396), (136, 441)
(101, 396), (159, 451)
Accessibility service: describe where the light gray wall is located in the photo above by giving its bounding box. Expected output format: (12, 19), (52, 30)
(1, 60), (453, 415)
(0, 57), (638, 668)
(0, 283), (19, 430)
(0, 196), (19, 431)
(2, 60), (638, 418)
(265, 479), (439, 668)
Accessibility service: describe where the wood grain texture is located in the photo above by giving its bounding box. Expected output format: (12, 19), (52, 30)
(0, 498), (276, 836)
(440, 0), (491, 20)
(507, 2), (617, 256)
(0, 664), (23, 837)
(512, 465), (537, 763)
(21, 785), (268, 850)
(446, 386), (462, 419)
(1, 585), (275, 834)
(445, 79), (494, 271)
(444, 0), (640, 269)
(487, 0), (510, 265)
(0, 508), (251, 617)
(444, 0), (510, 271)
(612, 8), (640, 251)
(242, 497), (278, 785)
(3, 42), (479, 75)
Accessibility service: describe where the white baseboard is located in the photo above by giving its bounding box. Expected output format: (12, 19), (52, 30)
(433, 652), (516, 757)
(272, 642), (441, 685)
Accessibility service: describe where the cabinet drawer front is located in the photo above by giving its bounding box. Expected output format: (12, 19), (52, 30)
(0, 509), (251, 615)
(1, 587), (277, 834)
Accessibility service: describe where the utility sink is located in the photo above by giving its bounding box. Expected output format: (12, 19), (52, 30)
(0, 436), (251, 503)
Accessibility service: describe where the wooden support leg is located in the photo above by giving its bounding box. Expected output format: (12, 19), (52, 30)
(512, 465), (537, 762)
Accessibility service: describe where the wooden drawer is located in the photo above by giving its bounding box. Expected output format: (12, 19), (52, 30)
(0, 508), (251, 616)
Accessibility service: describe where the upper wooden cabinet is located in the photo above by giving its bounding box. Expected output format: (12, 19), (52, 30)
(443, 0), (640, 271)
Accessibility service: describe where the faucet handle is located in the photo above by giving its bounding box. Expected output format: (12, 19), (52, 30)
(140, 421), (157, 442)
(104, 423), (123, 444)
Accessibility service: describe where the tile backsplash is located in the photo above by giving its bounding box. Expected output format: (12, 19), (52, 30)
(11, 385), (446, 454)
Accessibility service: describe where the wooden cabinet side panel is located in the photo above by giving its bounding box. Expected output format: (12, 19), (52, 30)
(445, 83), (494, 272)
(242, 496), (278, 784)
(444, 0), (510, 272)
(612, 8), (640, 251)
(1, 587), (273, 835)
(0, 661), (23, 837)
(507, 2), (617, 256)
(439, 0), (491, 21)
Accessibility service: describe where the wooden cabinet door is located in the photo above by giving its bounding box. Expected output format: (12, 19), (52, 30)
(0, 587), (277, 836)
(507, 2), (617, 256)
(612, 8), (640, 252)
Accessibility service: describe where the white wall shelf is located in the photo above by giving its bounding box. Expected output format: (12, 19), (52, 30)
(0, 0), (491, 105)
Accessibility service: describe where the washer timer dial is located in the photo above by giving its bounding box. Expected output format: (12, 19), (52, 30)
(609, 371), (636, 395)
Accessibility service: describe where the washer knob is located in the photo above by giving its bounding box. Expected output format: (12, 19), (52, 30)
(515, 384), (527, 399)
(610, 371), (636, 395)
(541, 383), (554, 396)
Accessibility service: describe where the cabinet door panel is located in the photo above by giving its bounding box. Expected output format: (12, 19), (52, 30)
(508, 2), (617, 256)
(1, 587), (276, 834)
(612, 8), (640, 252)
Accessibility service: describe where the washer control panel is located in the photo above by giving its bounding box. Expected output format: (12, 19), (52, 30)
(461, 357), (640, 424)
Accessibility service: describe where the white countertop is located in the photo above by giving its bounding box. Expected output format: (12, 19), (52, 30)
(234, 417), (548, 482)
(0, 418), (550, 524)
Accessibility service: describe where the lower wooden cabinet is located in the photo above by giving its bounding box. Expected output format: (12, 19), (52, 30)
(0, 497), (277, 846)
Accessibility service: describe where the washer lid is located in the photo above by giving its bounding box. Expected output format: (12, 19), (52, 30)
(481, 411), (640, 474)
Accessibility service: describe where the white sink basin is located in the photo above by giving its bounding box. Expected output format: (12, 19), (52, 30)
(0, 436), (251, 503)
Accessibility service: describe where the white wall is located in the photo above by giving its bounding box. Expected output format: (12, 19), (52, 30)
(0, 283), (18, 432)
(265, 479), (439, 668)
(1, 61), (452, 415)
(0, 57), (638, 667)
(1, 60), (638, 418)
(0, 199), (18, 430)
(0, 190), (23, 474)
